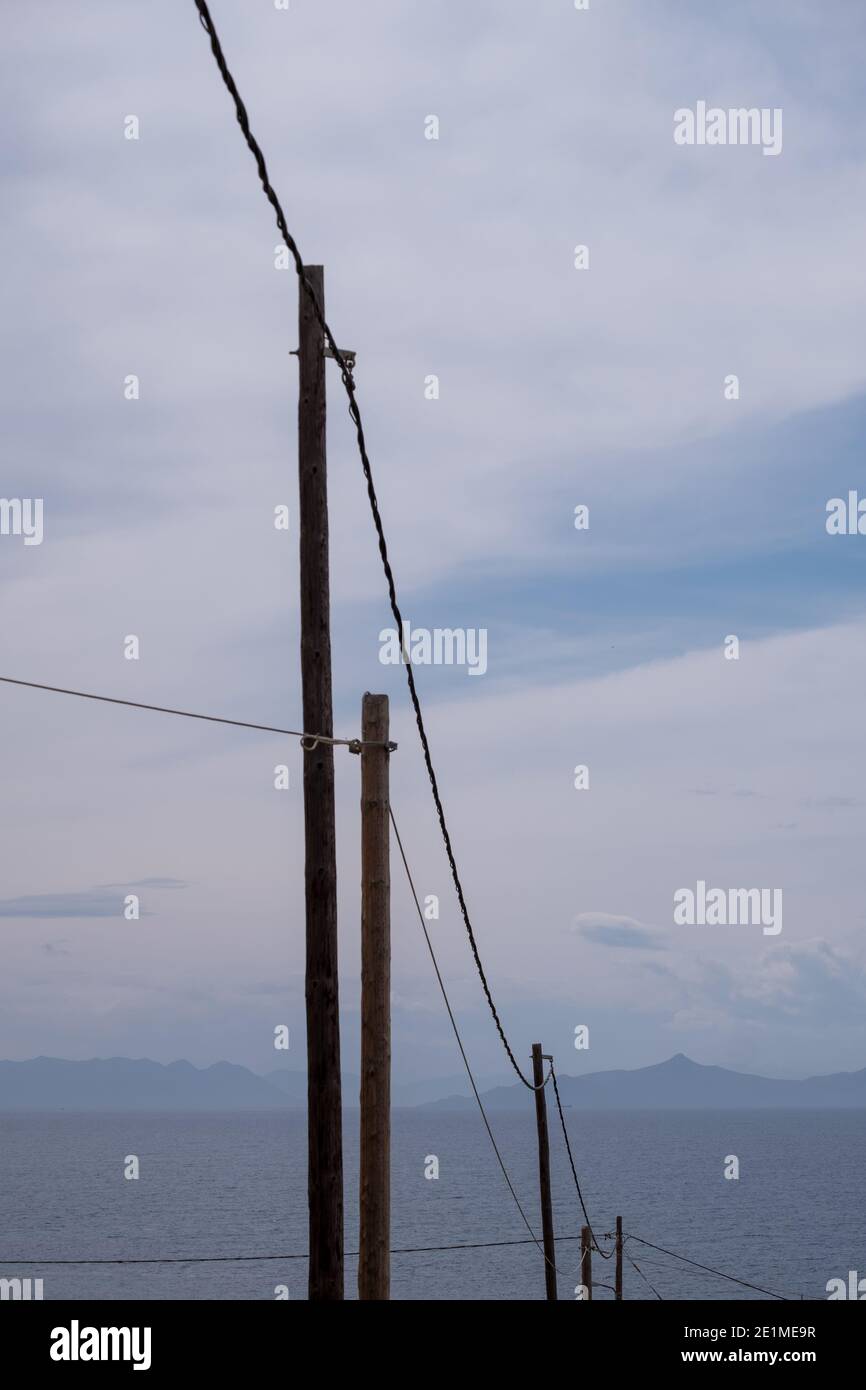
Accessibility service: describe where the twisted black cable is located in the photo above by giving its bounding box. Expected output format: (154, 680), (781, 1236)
(192, 0), (538, 1090)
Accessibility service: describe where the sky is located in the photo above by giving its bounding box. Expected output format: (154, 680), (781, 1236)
(2, 0), (866, 1085)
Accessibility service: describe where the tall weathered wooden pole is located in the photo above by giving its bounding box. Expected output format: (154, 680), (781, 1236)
(298, 264), (343, 1300)
(358, 692), (391, 1299)
(615, 1215), (623, 1300)
(531, 1042), (558, 1300)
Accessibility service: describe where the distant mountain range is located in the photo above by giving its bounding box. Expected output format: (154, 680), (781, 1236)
(0, 1057), (507, 1111)
(1, 1053), (865, 1111)
(0, 1057), (288, 1111)
(422, 1053), (866, 1110)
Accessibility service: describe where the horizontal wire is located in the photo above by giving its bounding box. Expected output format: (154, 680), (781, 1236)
(0, 1233), (588, 1265)
(0, 676), (394, 752)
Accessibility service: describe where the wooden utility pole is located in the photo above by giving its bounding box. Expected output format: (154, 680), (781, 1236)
(531, 1043), (558, 1300)
(581, 1225), (593, 1300)
(615, 1215), (623, 1300)
(298, 264), (343, 1301)
(358, 692), (391, 1299)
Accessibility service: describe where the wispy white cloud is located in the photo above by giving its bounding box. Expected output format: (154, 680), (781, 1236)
(572, 913), (662, 950)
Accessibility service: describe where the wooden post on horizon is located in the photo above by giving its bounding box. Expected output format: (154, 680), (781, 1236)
(531, 1043), (558, 1300)
(298, 264), (343, 1301)
(358, 692), (391, 1300)
(581, 1225), (593, 1300)
(615, 1215), (623, 1300)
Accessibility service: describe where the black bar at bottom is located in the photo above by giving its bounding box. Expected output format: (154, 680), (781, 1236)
(3, 1296), (859, 1375)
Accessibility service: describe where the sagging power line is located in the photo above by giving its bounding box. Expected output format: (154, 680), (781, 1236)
(623, 1234), (792, 1301)
(191, 0), (539, 1096)
(1, 1227), (799, 1298)
(0, 1232), (588, 1266)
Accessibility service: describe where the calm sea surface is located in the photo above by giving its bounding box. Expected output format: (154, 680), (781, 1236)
(1, 1109), (862, 1300)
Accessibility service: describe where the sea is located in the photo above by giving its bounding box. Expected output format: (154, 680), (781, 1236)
(1, 1109), (863, 1301)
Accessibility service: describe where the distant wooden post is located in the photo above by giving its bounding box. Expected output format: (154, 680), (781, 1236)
(298, 264), (343, 1301)
(581, 1225), (593, 1300)
(531, 1043), (558, 1300)
(358, 693), (391, 1299)
(615, 1215), (623, 1300)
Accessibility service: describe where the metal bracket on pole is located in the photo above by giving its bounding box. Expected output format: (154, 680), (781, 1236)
(325, 346), (356, 372)
(290, 347), (357, 373)
(347, 739), (398, 756)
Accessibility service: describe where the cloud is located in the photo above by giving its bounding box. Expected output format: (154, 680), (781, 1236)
(572, 914), (662, 951)
(102, 878), (188, 890)
(0, 881), (186, 919)
(737, 938), (866, 1027)
(662, 938), (866, 1042)
(0, 891), (128, 920)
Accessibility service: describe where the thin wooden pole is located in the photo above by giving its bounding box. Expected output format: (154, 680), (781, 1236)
(298, 264), (343, 1301)
(581, 1225), (593, 1300)
(531, 1043), (558, 1300)
(615, 1215), (623, 1300)
(359, 692), (391, 1300)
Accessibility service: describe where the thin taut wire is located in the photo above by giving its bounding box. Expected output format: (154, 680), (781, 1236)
(0, 676), (391, 752)
(389, 803), (561, 1282)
